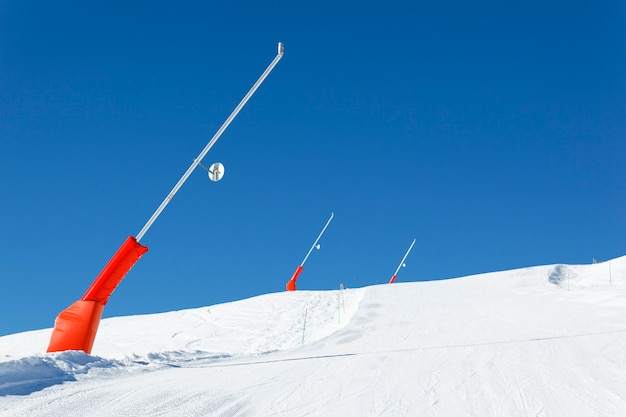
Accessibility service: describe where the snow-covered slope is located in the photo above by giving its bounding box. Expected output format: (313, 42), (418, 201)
(2, 257), (626, 416)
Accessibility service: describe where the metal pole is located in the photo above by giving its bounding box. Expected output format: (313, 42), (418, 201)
(393, 238), (416, 277)
(300, 212), (334, 266)
(136, 42), (285, 242)
(301, 308), (308, 344)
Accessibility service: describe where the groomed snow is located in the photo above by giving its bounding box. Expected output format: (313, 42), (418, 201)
(2, 257), (626, 416)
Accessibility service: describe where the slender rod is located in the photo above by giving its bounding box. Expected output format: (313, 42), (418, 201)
(136, 42), (285, 242)
(393, 238), (416, 277)
(301, 212), (334, 266)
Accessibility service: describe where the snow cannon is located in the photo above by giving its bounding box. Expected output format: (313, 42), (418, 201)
(388, 238), (416, 284)
(286, 213), (333, 291)
(46, 42), (285, 354)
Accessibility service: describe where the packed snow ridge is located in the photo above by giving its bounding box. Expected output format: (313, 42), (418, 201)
(2, 257), (626, 416)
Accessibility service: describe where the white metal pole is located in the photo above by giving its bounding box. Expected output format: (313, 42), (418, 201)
(300, 212), (334, 266)
(136, 42), (285, 242)
(393, 238), (416, 277)
(301, 308), (308, 344)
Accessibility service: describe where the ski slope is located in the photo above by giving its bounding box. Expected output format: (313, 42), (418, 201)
(2, 257), (626, 416)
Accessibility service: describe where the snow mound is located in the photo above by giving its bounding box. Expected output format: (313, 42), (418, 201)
(0, 351), (125, 396)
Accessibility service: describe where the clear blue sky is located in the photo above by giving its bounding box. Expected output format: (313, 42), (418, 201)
(1, 1), (625, 336)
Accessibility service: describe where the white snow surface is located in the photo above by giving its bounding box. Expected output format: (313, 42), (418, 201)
(2, 257), (626, 416)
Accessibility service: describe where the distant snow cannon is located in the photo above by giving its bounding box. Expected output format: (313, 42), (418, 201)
(286, 212), (334, 291)
(389, 238), (416, 284)
(47, 42), (285, 354)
